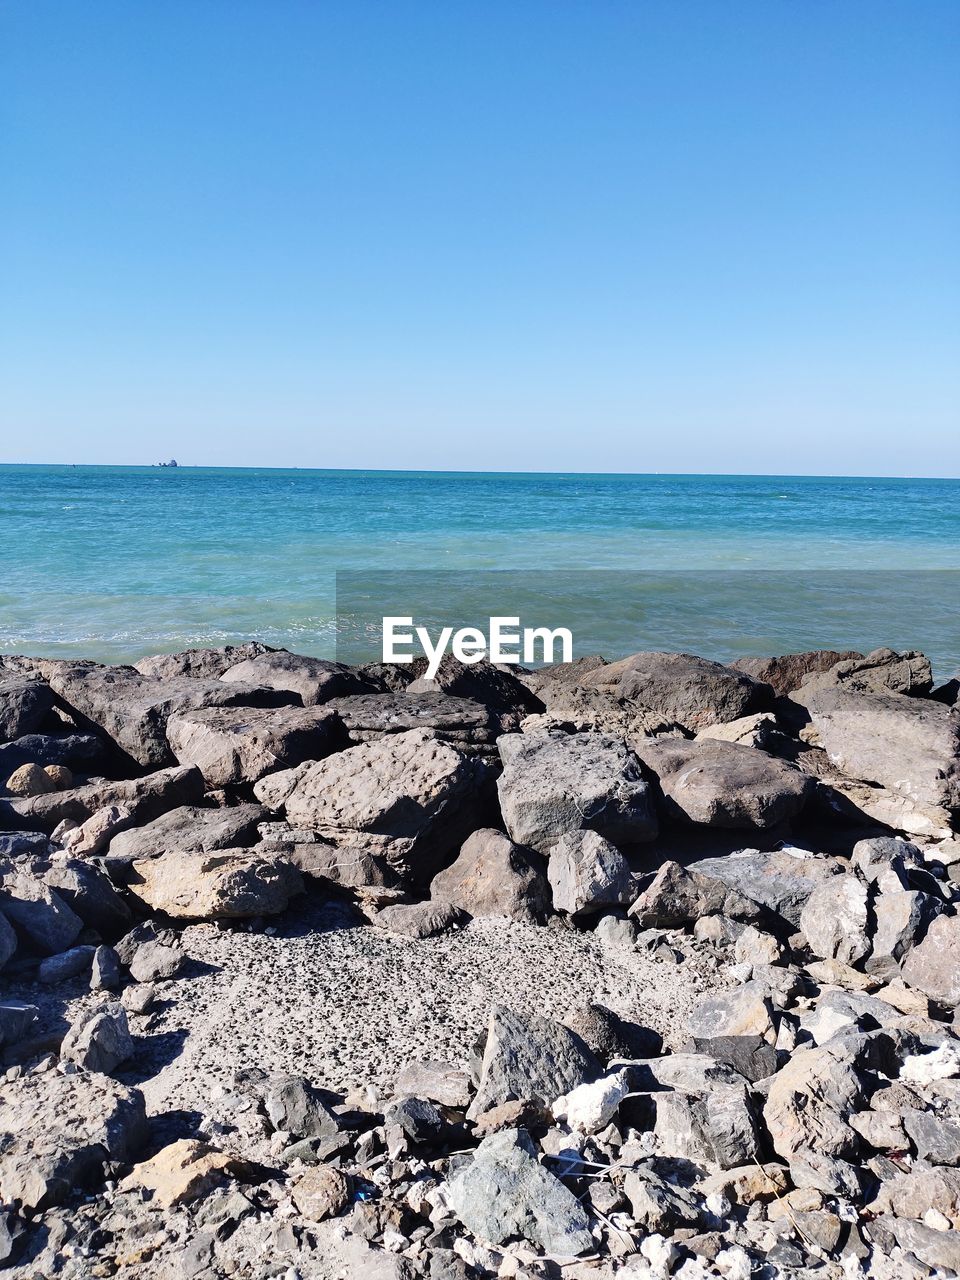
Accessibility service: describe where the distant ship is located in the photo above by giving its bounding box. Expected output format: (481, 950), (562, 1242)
(155, 459), (179, 468)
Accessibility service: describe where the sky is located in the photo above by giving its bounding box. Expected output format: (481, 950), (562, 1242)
(1, 1), (958, 475)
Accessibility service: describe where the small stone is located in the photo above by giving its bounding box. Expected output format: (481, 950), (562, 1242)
(547, 829), (633, 916)
(38, 945), (96, 984)
(799, 875), (870, 966)
(90, 945), (121, 991)
(60, 1003), (134, 1074)
(42, 764), (73, 791)
(290, 1165), (351, 1221)
(129, 940), (185, 983)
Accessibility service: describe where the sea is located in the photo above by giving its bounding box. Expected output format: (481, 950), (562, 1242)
(2, 465), (959, 680)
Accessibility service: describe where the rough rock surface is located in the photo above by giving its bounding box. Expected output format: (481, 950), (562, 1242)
(730, 650), (862, 697)
(546, 829), (633, 916)
(106, 802), (267, 860)
(324, 691), (501, 755)
(134, 643), (276, 681)
(0, 675), (55, 740)
(1, 764), (205, 834)
(166, 703), (344, 786)
(798, 647), (933, 698)
(429, 828), (549, 921)
(220, 649), (380, 704)
(901, 913), (960, 1005)
(128, 849), (304, 919)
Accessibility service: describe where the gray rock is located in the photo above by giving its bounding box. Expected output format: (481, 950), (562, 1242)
(686, 983), (777, 1043)
(166, 704), (344, 787)
(851, 836), (921, 888)
(799, 875), (871, 967)
(903, 1110), (960, 1166)
(623, 1167), (704, 1231)
(220, 649), (380, 705)
(405, 656), (543, 725)
(107, 802), (267, 861)
(621, 1052), (752, 1094)
(689, 1035), (777, 1083)
(324, 691), (501, 756)
(385, 1095), (448, 1144)
(629, 860), (762, 928)
(0, 911), (16, 969)
(0, 1069), (147, 1208)
(730, 651), (862, 698)
(446, 1127), (593, 1255)
(0, 731), (107, 774)
(520, 682), (682, 740)
(1, 764), (205, 834)
(260, 728), (488, 884)
(0, 873), (83, 954)
(263, 1074), (340, 1140)
(394, 1060), (473, 1109)
(870, 888), (941, 964)
(634, 738), (813, 829)
(561, 1002), (662, 1064)
(373, 900), (468, 938)
(593, 912), (637, 949)
(134, 642), (276, 681)
(61, 1003), (134, 1073)
(580, 650), (773, 730)
(42, 859), (133, 936)
(873, 1216), (960, 1271)
(128, 939), (185, 983)
(0, 1000), (38, 1047)
(91, 945), (122, 991)
(430, 828), (549, 922)
(763, 1044), (865, 1159)
(654, 1083), (760, 1169)
(496, 731), (658, 853)
(688, 848), (845, 928)
(788, 1151), (863, 1198)
(277, 840), (393, 889)
(468, 1005), (602, 1120)
(798, 648), (933, 698)
(128, 848), (303, 919)
(547, 829), (633, 916)
(0, 830), (50, 857)
(0, 675), (54, 741)
(902, 914), (960, 1005)
(47, 662), (301, 768)
(803, 688), (960, 826)
(38, 944), (96, 984)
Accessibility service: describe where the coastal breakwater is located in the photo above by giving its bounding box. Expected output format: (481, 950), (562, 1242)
(0, 642), (959, 1277)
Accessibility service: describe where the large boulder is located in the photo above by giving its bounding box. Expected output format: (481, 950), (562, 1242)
(0, 1070), (148, 1209)
(468, 1005), (601, 1120)
(446, 1128), (593, 1256)
(430, 828), (549, 922)
(798, 648), (933, 698)
(323, 692), (501, 756)
(901, 914), (960, 1006)
(802, 688), (960, 824)
(106, 802), (266, 861)
(634, 738), (813, 829)
(799, 875), (871, 966)
(166, 704), (344, 787)
(580, 651), (773, 730)
(730, 651), (862, 698)
(0, 731), (108, 775)
(629, 860), (762, 928)
(1, 764), (204, 833)
(0, 676), (55, 741)
(496, 731), (657, 853)
(0, 872), (83, 954)
(687, 848), (851, 928)
(134, 642), (276, 680)
(546, 830), (633, 916)
(763, 1044), (865, 1159)
(42, 859), (133, 936)
(256, 728), (488, 883)
(46, 663), (299, 768)
(405, 656), (543, 728)
(128, 849), (303, 919)
(220, 650), (380, 705)
(519, 682), (681, 740)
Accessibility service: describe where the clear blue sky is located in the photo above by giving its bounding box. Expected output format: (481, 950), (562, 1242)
(1, 1), (957, 474)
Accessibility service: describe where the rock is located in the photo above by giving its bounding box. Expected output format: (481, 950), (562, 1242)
(291, 1165), (352, 1221)
(61, 1003), (134, 1073)
(134, 642), (276, 681)
(220, 649), (380, 705)
(0, 676), (54, 740)
(870, 888), (941, 965)
(621, 1052), (748, 1095)
(166, 704), (345, 787)
(580, 650), (773, 730)
(733, 924), (783, 966)
(42, 859), (133, 936)
(763, 1044), (865, 1159)
(260, 728), (488, 884)
(107, 802), (266, 861)
(446, 1127), (593, 1255)
(468, 1005), (602, 1120)
(686, 983), (777, 1043)
(629, 860), (761, 928)
(0, 911), (16, 969)
(1, 764), (205, 834)
(0, 1069), (147, 1209)
(593, 912), (637, 949)
(90, 944), (121, 990)
(0, 731), (107, 775)
(0, 1000), (38, 1047)
(803, 688), (960, 825)
(430, 828), (549, 922)
(263, 1074), (340, 1140)
(730, 651), (862, 698)
(3, 762), (53, 797)
(560, 1002), (663, 1063)
(128, 848), (302, 919)
(788, 1151), (863, 1198)
(689, 1035), (777, 1083)
(385, 1095), (449, 1144)
(653, 1084), (760, 1169)
(902, 1110), (960, 1166)
(406, 656), (543, 726)
(325, 692), (501, 756)
(0, 830), (49, 856)
(276, 839), (393, 889)
(373, 900), (468, 938)
(496, 731), (658, 853)
(61, 803), (133, 855)
(552, 1070), (630, 1134)
(688, 847), (845, 928)
(622, 1168), (704, 1231)
(902, 914), (960, 1005)
(519, 682), (680, 740)
(798, 648), (933, 698)
(43, 764), (72, 790)
(121, 982), (157, 1014)
(695, 712), (779, 749)
(546, 829), (633, 916)
(874, 1217), (960, 1272)
(800, 875), (871, 966)
(394, 1060), (472, 1109)
(872, 1165), (960, 1220)
(634, 739), (813, 829)
(128, 938), (185, 982)
(120, 1138), (245, 1208)
(38, 944), (96, 984)
(47, 663), (301, 768)
(0, 873), (83, 954)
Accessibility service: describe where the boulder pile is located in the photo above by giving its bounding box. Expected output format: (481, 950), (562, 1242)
(1, 643), (959, 1278)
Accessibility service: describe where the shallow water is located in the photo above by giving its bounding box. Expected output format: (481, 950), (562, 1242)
(2, 465), (958, 676)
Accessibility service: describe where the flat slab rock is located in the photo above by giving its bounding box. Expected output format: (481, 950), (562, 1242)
(166, 703), (344, 786)
(128, 848), (304, 919)
(220, 650), (381, 705)
(0, 764), (204, 834)
(106, 803), (267, 861)
(496, 730), (658, 853)
(687, 848), (847, 928)
(0, 1069), (148, 1209)
(322, 691), (500, 754)
(134, 642), (276, 681)
(634, 737), (813, 829)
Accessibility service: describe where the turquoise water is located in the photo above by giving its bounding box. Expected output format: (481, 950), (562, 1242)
(1, 465), (958, 675)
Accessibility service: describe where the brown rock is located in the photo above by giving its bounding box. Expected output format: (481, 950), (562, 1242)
(121, 1139), (245, 1208)
(291, 1165), (352, 1221)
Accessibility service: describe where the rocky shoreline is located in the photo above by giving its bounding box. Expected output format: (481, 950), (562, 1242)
(1, 643), (959, 1279)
